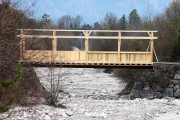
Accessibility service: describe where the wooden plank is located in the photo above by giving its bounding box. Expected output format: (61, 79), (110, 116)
(118, 32), (121, 62)
(18, 29), (158, 33)
(19, 35), (158, 40)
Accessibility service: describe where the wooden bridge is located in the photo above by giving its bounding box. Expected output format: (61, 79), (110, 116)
(18, 29), (158, 68)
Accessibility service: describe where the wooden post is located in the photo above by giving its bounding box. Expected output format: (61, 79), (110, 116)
(20, 30), (25, 61)
(52, 31), (57, 62)
(118, 31), (121, 62)
(85, 38), (88, 62)
(83, 31), (91, 63)
(150, 32), (154, 62)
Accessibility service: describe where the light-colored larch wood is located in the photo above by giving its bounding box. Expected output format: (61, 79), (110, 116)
(18, 29), (157, 67)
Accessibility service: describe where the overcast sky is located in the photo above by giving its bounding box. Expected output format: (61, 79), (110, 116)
(33, 0), (173, 24)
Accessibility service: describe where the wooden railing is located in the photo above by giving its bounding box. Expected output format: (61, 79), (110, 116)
(18, 29), (158, 67)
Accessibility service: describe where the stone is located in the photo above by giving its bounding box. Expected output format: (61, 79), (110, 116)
(143, 82), (150, 90)
(168, 84), (174, 88)
(172, 80), (180, 85)
(139, 90), (154, 98)
(133, 82), (144, 90)
(174, 85), (180, 91)
(62, 112), (68, 117)
(174, 74), (180, 80)
(66, 110), (74, 116)
(100, 112), (107, 118)
(156, 92), (162, 98)
(129, 89), (141, 99)
(152, 85), (164, 92)
(162, 88), (174, 97)
(48, 112), (54, 116)
(174, 89), (180, 98)
(154, 70), (161, 78)
(23, 112), (27, 118)
(44, 115), (51, 120)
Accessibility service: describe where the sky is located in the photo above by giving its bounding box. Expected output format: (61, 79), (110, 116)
(33, 0), (173, 25)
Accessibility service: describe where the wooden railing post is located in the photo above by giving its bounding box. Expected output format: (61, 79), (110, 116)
(150, 32), (154, 62)
(118, 31), (121, 62)
(20, 29), (25, 61)
(52, 30), (57, 62)
(83, 31), (91, 63)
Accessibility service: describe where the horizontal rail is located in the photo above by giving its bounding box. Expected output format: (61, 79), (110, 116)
(18, 29), (158, 33)
(17, 35), (158, 40)
(88, 51), (151, 54)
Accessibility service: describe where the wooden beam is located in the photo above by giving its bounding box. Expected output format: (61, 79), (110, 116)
(20, 30), (25, 60)
(19, 35), (158, 40)
(118, 32), (121, 62)
(52, 31), (57, 51)
(18, 29), (158, 33)
(150, 32), (154, 62)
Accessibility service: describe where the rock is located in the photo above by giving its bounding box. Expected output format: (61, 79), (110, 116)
(174, 85), (179, 91)
(139, 90), (154, 98)
(143, 82), (150, 90)
(174, 74), (180, 80)
(172, 80), (180, 85)
(168, 84), (173, 88)
(156, 92), (162, 98)
(152, 84), (164, 92)
(66, 110), (74, 116)
(48, 112), (54, 116)
(100, 112), (107, 118)
(23, 112), (27, 118)
(154, 70), (161, 78)
(129, 89), (141, 99)
(162, 88), (174, 97)
(133, 82), (144, 90)
(44, 115), (51, 120)
(62, 112), (68, 117)
(174, 89), (180, 98)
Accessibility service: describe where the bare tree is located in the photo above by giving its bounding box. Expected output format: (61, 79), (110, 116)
(0, 0), (40, 112)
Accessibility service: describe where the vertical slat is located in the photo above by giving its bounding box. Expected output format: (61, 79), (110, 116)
(150, 32), (154, 62)
(20, 30), (25, 61)
(52, 31), (57, 63)
(118, 32), (121, 62)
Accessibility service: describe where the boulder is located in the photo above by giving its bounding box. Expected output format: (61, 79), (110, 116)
(173, 85), (180, 91)
(143, 82), (150, 90)
(172, 80), (180, 85)
(174, 74), (180, 80)
(129, 89), (141, 99)
(174, 89), (180, 98)
(162, 88), (173, 97)
(152, 84), (164, 92)
(133, 82), (144, 90)
(139, 90), (154, 99)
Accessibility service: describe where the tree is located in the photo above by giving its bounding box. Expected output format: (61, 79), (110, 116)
(94, 21), (101, 29)
(0, 0), (38, 112)
(73, 15), (83, 29)
(57, 15), (73, 28)
(119, 14), (128, 30)
(82, 24), (92, 30)
(40, 13), (55, 29)
(128, 9), (142, 29)
(133, 40), (144, 51)
(103, 12), (118, 29)
(153, 0), (180, 61)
